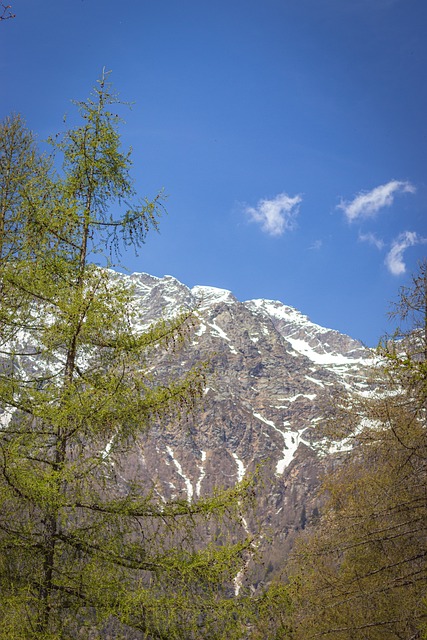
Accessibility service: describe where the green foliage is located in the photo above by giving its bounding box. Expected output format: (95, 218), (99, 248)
(0, 73), (256, 638)
(248, 582), (293, 639)
(285, 261), (427, 639)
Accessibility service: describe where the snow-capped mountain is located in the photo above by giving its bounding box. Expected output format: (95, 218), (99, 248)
(115, 273), (374, 579)
(1, 269), (375, 584)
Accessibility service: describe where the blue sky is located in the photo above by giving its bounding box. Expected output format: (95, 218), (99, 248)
(1, 0), (426, 345)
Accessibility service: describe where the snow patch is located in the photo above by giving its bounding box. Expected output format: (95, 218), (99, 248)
(253, 412), (310, 474)
(191, 285), (236, 309)
(276, 429), (309, 475)
(231, 452), (246, 482)
(195, 450), (207, 497)
(208, 320), (230, 341)
(166, 446), (194, 502)
(279, 393), (317, 403)
(101, 434), (116, 460)
(305, 375), (325, 387)
(287, 337), (370, 367)
(248, 299), (316, 328)
(0, 407), (16, 430)
(195, 322), (207, 336)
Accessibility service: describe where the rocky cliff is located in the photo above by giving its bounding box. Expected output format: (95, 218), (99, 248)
(116, 272), (374, 583)
(0, 269), (374, 586)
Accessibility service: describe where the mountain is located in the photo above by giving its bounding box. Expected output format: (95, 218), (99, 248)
(113, 272), (374, 584)
(0, 269), (374, 586)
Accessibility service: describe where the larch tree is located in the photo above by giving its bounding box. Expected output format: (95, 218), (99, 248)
(284, 261), (427, 640)
(0, 74), (256, 639)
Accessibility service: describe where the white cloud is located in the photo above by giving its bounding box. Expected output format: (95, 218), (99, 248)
(309, 239), (323, 250)
(358, 232), (384, 250)
(384, 231), (427, 276)
(338, 180), (416, 223)
(245, 192), (302, 237)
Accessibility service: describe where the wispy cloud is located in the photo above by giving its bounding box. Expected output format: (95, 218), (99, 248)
(244, 192), (302, 237)
(384, 231), (427, 276)
(338, 180), (416, 223)
(358, 232), (384, 250)
(309, 239), (323, 250)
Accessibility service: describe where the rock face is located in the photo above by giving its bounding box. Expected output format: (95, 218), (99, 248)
(119, 273), (373, 579)
(1, 270), (373, 583)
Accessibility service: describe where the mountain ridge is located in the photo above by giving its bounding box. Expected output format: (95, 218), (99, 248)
(1, 269), (376, 587)
(111, 271), (375, 583)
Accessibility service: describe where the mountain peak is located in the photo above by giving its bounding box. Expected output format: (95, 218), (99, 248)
(246, 298), (311, 326)
(191, 285), (237, 309)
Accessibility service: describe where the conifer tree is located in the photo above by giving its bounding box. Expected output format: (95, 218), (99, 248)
(0, 73), (254, 639)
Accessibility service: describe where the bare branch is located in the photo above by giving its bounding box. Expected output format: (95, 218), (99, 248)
(0, 3), (15, 21)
